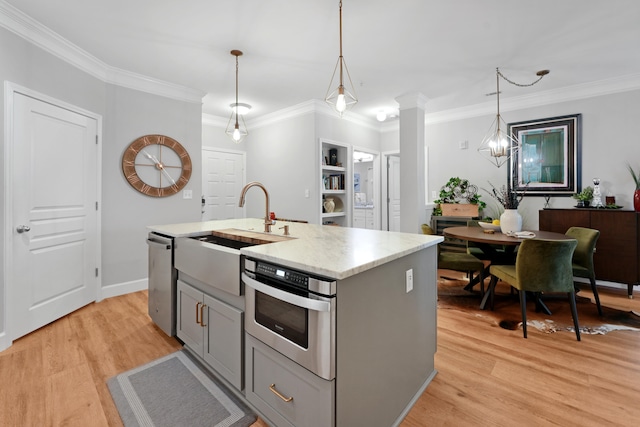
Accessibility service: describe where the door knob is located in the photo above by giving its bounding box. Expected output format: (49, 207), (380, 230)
(16, 225), (31, 233)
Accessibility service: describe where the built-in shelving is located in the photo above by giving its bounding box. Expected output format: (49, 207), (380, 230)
(319, 139), (351, 226)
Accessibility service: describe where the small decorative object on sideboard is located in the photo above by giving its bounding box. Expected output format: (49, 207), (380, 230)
(627, 162), (640, 212)
(592, 178), (603, 207)
(572, 186), (594, 208)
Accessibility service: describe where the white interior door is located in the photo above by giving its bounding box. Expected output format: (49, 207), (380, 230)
(201, 149), (245, 220)
(10, 91), (99, 340)
(388, 155), (401, 232)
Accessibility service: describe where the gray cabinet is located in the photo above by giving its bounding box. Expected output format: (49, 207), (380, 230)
(245, 333), (335, 427)
(177, 280), (244, 389)
(430, 215), (478, 252)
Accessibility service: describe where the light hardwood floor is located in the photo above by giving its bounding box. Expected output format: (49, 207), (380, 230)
(0, 282), (638, 426)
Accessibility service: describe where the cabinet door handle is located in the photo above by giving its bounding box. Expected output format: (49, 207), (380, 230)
(200, 304), (207, 327)
(195, 302), (201, 325)
(269, 384), (293, 403)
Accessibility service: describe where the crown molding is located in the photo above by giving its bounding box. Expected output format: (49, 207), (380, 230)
(0, 1), (205, 104)
(202, 113), (228, 128)
(203, 99), (381, 131)
(425, 73), (640, 125)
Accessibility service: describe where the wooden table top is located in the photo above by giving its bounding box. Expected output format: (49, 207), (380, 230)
(443, 226), (571, 245)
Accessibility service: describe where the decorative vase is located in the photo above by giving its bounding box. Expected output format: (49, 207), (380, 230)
(634, 189), (640, 212)
(500, 209), (523, 234)
(323, 198), (335, 213)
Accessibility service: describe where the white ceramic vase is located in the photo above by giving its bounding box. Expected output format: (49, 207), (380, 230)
(323, 198), (335, 213)
(500, 209), (522, 234)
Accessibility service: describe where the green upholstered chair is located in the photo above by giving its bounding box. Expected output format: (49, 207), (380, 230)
(565, 226), (602, 316)
(488, 238), (580, 340)
(422, 224), (486, 295)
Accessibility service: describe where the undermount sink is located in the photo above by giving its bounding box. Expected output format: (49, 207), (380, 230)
(207, 228), (294, 247)
(191, 234), (261, 250)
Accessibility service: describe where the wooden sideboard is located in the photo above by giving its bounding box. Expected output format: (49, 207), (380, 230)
(539, 208), (640, 297)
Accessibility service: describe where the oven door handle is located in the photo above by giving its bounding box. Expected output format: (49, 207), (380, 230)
(242, 273), (331, 312)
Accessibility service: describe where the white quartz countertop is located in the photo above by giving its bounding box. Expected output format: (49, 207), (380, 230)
(148, 218), (442, 280)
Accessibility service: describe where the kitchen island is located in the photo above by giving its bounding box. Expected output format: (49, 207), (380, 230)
(148, 218), (442, 427)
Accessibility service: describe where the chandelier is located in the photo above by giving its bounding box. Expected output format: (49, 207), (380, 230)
(478, 67), (549, 167)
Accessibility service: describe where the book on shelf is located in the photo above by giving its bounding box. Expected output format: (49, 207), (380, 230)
(323, 173), (345, 190)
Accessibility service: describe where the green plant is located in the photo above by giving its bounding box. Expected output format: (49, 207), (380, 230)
(627, 163), (640, 190)
(572, 186), (594, 202)
(432, 177), (486, 216)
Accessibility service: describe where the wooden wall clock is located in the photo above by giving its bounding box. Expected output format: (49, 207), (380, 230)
(122, 134), (192, 197)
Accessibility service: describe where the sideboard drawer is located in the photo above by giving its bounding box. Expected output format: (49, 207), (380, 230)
(245, 333), (335, 427)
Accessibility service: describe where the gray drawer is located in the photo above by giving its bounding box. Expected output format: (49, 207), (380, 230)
(245, 334), (335, 427)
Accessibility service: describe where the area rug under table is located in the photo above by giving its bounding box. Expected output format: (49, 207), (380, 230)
(107, 350), (256, 427)
(437, 273), (640, 335)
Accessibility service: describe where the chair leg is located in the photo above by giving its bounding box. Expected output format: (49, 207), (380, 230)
(480, 276), (497, 310)
(519, 290), (527, 338)
(568, 291), (581, 341)
(479, 268), (485, 297)
(590, 276), (603, 316)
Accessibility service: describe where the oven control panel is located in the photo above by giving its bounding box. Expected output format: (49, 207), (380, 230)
(255, 262), (309, 288)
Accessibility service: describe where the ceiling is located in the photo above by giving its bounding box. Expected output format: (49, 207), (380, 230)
(6, 0), (640, 122)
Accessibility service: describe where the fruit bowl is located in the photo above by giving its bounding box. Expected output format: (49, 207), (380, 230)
(478, 222), (501, 231)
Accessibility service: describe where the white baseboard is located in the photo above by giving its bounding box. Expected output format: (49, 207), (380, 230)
(99, 278), (148, 301)
(0, 331), (9, 352)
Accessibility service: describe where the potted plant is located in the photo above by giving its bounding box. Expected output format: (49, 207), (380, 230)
(483, 182), (527, 233)
(628, 163), (640, 212)
(572, 186), (594, 207)
(432, 177), (486, 216)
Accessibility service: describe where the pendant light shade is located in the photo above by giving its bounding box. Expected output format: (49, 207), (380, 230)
(226, 50), (248, 144)
(478, 67), (549, 168)
(325, 0), (357, 117)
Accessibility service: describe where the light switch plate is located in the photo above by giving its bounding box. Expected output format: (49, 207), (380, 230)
(183, 189), (193, 199)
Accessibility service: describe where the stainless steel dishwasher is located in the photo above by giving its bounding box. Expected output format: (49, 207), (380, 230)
(147, 232), (176, 336)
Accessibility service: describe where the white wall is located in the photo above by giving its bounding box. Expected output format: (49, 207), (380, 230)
(102, 84), (202, 296)
(244, 113), (316, 222)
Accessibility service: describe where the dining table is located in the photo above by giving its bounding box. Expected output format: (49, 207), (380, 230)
(442, 226), (574, 310)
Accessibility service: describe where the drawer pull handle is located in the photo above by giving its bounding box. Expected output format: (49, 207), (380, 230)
(269, 384), (293, 403)
(200, 304), (207, 327)
(196, 302), (201, 325)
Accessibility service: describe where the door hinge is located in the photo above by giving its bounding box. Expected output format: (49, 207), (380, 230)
(95, 201), (99, 210)
(95, 135), (99, 144)
(95, 268), (99, 277)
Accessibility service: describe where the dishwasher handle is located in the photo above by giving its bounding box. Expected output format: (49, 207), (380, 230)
(242, 272), (331, 313)
(147, 239), (171, 250)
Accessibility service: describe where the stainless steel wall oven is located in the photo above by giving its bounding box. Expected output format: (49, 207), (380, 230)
(242, 258), (336, 380)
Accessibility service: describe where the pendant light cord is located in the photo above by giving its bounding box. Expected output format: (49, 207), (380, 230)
(234, 54), (239, 127)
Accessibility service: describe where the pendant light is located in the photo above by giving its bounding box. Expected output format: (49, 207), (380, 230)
(324, 0), (357, 117)
(478, 67), (549, 168)
(226, 50), (248, 144)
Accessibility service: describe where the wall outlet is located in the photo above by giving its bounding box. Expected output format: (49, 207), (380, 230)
(305, 189), (310, 198)
(459, 140), (469, 150)
(406, 268), (413, 293)
(431, 190), (438, 200)
(183, 189), (192, 199)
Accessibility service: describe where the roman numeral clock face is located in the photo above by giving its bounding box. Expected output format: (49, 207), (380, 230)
(122, 134), (192, 197)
